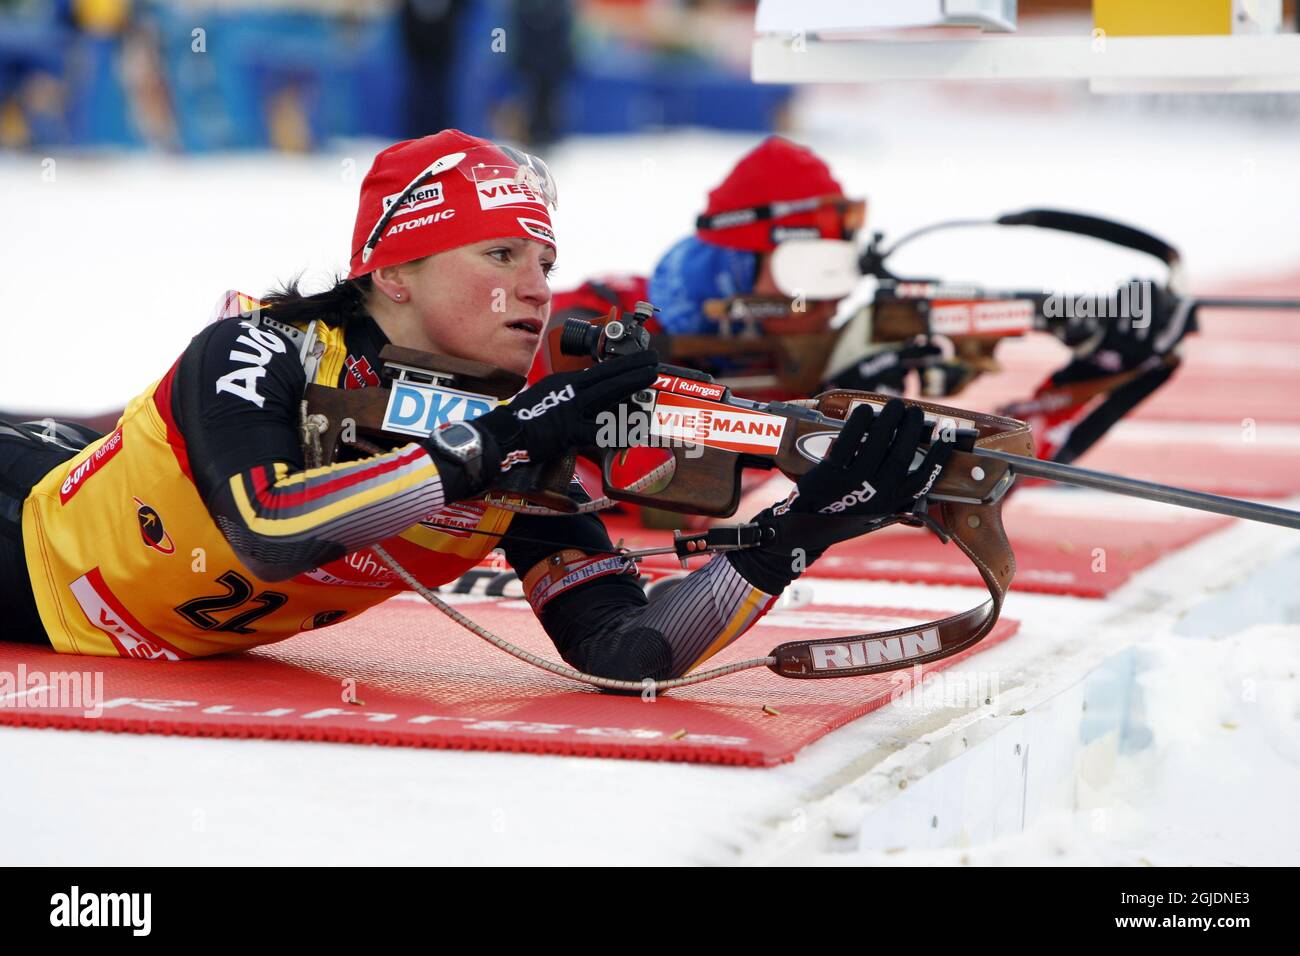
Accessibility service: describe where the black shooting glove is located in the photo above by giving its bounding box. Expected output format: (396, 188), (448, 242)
(1058, 280), (1193, 380)
(472, 349), (659, 470)
(826, 342), (971, 398)
(729, 399), (955, 593)
(826, 342), (943, 395)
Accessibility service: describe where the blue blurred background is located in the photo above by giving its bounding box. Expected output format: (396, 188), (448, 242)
(0, 0), (792, 152)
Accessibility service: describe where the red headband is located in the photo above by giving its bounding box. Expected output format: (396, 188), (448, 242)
(348, 129), (556, 279)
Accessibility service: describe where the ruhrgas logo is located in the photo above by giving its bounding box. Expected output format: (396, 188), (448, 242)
(652, 374), (726, 402)
(514, 384), (575, 421)
(59, 427), (124, 504)
(50, 886), (151, 936)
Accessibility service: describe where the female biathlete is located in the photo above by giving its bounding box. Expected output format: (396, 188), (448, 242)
(0, 130), (951, 683)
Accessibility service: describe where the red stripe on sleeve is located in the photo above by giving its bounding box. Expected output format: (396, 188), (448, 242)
(248, 445), (430, 512)
(152, 360), (193, 482)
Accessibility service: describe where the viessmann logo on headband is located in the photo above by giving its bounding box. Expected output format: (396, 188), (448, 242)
(476, 178), (546, 210)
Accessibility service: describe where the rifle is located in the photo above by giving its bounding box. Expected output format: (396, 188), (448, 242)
(772, 207), (1300, 395)
(544, 296), (838, 400)
(303, 301), (1300, 681)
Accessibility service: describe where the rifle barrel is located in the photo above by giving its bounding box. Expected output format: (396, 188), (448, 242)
(974, 448), (1300, 531)
(1193, 297), (1300, 310)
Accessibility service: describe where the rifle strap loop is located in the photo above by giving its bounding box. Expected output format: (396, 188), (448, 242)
(671, 523), (766, 562)
(897, 504), (951, 545)
(764, 391), (1033, 679)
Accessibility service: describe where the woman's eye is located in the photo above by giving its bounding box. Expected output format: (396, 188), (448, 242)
(543, 262), (557, 278)
(488, 248), (511, 263)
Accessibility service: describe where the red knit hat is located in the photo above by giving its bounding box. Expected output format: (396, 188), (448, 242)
(696, 137), (855, 253)
(348, 129), (557, 279)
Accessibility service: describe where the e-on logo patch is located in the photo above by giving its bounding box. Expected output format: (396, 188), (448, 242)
(382, 381), (496, 437)
(133, 497), (175, 555)
(59, 427), (124, 504)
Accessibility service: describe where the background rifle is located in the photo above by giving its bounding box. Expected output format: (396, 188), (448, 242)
(774, 207), (1300, 394)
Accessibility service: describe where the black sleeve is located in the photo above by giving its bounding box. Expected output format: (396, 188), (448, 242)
(499, 495), (650, 667)
(498, 490), (785, 685)
(174, 317), (455, 582)
(177, 317), (309, 501)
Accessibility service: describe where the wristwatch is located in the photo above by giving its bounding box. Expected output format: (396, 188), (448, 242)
(429, 421), (484, 487)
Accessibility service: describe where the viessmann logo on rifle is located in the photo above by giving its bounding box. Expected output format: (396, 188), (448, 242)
(930, 300), (1036, 337)
(649, 391), (786, 455)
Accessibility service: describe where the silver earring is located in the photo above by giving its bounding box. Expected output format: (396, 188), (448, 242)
(394, 292), (403, 301)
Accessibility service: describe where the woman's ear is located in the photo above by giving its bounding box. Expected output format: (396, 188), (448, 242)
(370, 265), (409, 304)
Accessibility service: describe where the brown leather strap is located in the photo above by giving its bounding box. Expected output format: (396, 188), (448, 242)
(766, 390), (1033, 679)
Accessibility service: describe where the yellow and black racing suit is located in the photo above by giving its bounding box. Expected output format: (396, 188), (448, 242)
(1, 302), (791, 680)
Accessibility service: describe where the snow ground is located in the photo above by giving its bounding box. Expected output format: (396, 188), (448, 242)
(2, 86), (1299, 865)
(4, 492), (1298, 866)
(3, 84), (1299, 415)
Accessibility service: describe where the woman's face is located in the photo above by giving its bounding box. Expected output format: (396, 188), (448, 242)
(752, 252), (841, 332)
(394, 237), (556, 376)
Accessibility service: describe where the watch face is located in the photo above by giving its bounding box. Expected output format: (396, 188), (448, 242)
(438, 423), (476, 448)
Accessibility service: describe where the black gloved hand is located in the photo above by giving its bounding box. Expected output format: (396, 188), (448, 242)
(780, 399), (953, 524)
(825, 342), (945, 395)
(1060, 280), (1192, 376)
(729, 399), (955, 593)
(472, 350), (659, 472)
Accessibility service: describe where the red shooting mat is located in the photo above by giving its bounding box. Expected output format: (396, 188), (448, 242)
(612, 486), (1231, 599)
(1070, 429), (1300, 500)
(956, 301), (1300, 426)
(964, 344), (1300, 426)
(0, 600), (1018, 766)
